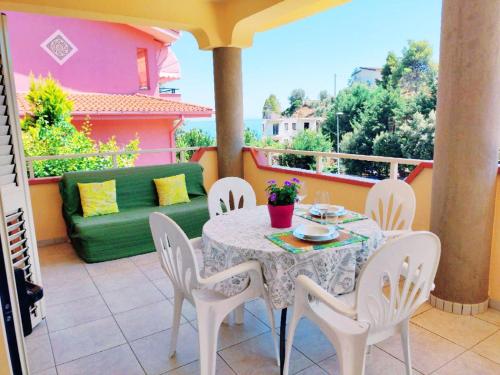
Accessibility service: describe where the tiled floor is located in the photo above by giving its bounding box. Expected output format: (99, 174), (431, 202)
(27, 242), (500, 375)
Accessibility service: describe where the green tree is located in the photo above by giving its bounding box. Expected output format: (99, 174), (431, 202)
(282, 88), (306, 117)
(278, 130), (331, 170)
(21, 76), (139, 177)
(262, 94), (281, 119)
(244, 127), (258, 146)
(322, 84), (372, 149)
(379, 51), (399, 89)
(175, 128), (215, 159)
(319, 90), (329, 101)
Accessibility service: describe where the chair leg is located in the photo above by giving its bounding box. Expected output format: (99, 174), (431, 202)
(234, 304), (245, 325)
(263, 298), (280, 366)
(197, 305), (221, 375)
(333, 337), (367, 375)
(282, 308), (301, 375)
(401, 319), (412, 375)
(169, 291), (184, 358)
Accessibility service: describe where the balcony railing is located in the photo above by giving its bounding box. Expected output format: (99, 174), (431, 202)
(253, 147), (430, 180)
(25, 147), (201, 179)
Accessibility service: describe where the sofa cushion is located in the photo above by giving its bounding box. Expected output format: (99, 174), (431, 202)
(69, 196), (210, 263)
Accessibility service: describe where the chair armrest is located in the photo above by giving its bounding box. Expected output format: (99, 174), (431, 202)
(296, 275), (357, 319)
(199, 260), (262, 288)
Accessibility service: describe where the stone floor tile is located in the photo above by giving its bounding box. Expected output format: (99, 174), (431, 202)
(219, 332), (313, 375)
(137, 262), (166, 281)
(92, 268), (150, 293)
(476, 308), (500, 326)
(85, 258), (138, 277)
(294, 365), (328, 375)
(50, 316), (126, 365)
(46, 294), (111, 332)
(43, 276), (99, 307)
(285, 318), (336, 363)
(376, 323), (465, 374)
(472, 330), (500, 364)
(130, 252), (158, 266)
(412, 302), (432, 317)
(57, 344), (144, 375)
(152, 277), (175, 298)
(101, 283), (165, 314)
(411, 308), (498, 348)
(32, 367), (58, 375)
(130, 324), (199, 375)
(318, 347), (422, 375)
(434, 351), (500, 375)
(115, 300), (185, 341)
(165, 355), (235, 374)
(30, 319), (48, 338)
(25, 334), (55, 374)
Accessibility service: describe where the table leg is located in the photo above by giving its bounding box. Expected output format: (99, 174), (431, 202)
(280, 308), (287, 375)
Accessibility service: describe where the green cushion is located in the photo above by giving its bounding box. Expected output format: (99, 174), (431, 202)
(59, 163), (209, 263)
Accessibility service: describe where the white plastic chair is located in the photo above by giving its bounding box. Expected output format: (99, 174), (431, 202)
(149, 212), (279, 375)
(207, 177), (257, 323)
(365, 179), (416, 237)
(283, 232), (441, 375)
(208, 177), (257, 218)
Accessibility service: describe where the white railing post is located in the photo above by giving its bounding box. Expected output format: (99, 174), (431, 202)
(267, 152), (273, 166)
(27, 160), (34, 179)
(389, 161), (399, 180)
(316, 155), (322, 174)
(179, 150), (186, 163)
(111, 154), (118, 168)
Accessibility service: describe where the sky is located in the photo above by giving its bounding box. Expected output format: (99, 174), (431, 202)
(171, 0), (443, 119)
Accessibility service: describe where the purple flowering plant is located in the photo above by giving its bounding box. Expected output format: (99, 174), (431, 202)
(265, 178), (300, 206)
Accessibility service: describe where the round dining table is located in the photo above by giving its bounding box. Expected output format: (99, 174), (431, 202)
(202, 205), (384, 374)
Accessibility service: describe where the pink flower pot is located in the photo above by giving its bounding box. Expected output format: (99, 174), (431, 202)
(268, 204), (295, 228)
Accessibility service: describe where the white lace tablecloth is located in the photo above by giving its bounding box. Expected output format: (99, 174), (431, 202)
(202, 205), (384, 310)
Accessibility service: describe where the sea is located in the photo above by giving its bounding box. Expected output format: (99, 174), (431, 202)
(182, 118), (263, 138)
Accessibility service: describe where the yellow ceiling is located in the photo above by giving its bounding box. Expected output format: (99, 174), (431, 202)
(0, 0), (350, 49)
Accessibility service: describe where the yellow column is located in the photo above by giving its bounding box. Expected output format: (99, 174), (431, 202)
(430, 0), (500, 311)
(212, 47), (244, 177)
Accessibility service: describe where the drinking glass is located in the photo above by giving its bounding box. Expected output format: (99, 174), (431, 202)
(314, 191), (330, 225)
(295, 182), (307, 212)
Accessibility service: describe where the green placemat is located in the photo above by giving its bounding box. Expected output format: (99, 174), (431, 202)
(295, 209), (368, 225)
(266, 229), (368, 254)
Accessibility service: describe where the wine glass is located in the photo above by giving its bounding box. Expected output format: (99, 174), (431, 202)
(295, 181), (307, 213)
(314, 191), (330, 225)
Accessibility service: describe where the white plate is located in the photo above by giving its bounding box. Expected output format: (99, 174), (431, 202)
(310, 205), (346, 217)
(293, 224), (339, 242)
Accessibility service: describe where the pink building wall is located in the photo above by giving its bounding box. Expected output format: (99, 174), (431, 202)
(7, 12), (165, 96)
(72, 117), (177, 165)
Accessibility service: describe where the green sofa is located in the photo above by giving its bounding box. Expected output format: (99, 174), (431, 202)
(59, 163), (210, 263)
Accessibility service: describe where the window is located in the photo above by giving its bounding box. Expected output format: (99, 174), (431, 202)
(273, 123), (279, 135)
(304, 122), (310, 130)
(284, 123), (289, 131)
(292, 123), (297, 130)
(137, 48), (150, 90)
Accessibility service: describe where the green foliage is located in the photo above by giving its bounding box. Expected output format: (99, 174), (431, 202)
(319, 90), (329, 101)
(22, 76), (140, 178)
(278, 130), (331, 171)
(321, 84), (372, 149)
(282, 88), (306, 117)
(262, 94), (281, 119)
(175, 127), (215, 159)
(265, 178), (300, 206)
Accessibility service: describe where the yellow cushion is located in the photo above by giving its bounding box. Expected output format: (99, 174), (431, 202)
(154, 174), (190, 206)
(77, 180), (119, 217)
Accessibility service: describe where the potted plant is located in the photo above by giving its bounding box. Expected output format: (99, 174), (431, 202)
(266, 178), (300, 228)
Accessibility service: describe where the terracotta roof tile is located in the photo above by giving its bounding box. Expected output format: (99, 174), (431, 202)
(17, 92), (213, 117)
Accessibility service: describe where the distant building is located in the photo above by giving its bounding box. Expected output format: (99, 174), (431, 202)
(262, 106), (323, 144)
(350, 67), (382, 87)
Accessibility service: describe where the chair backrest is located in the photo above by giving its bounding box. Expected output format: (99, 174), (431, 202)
(364, 179), (416, 230)
(208, 177), (257, 218)
(149, 212), (201, 300)
(355, 232), (440, 336)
